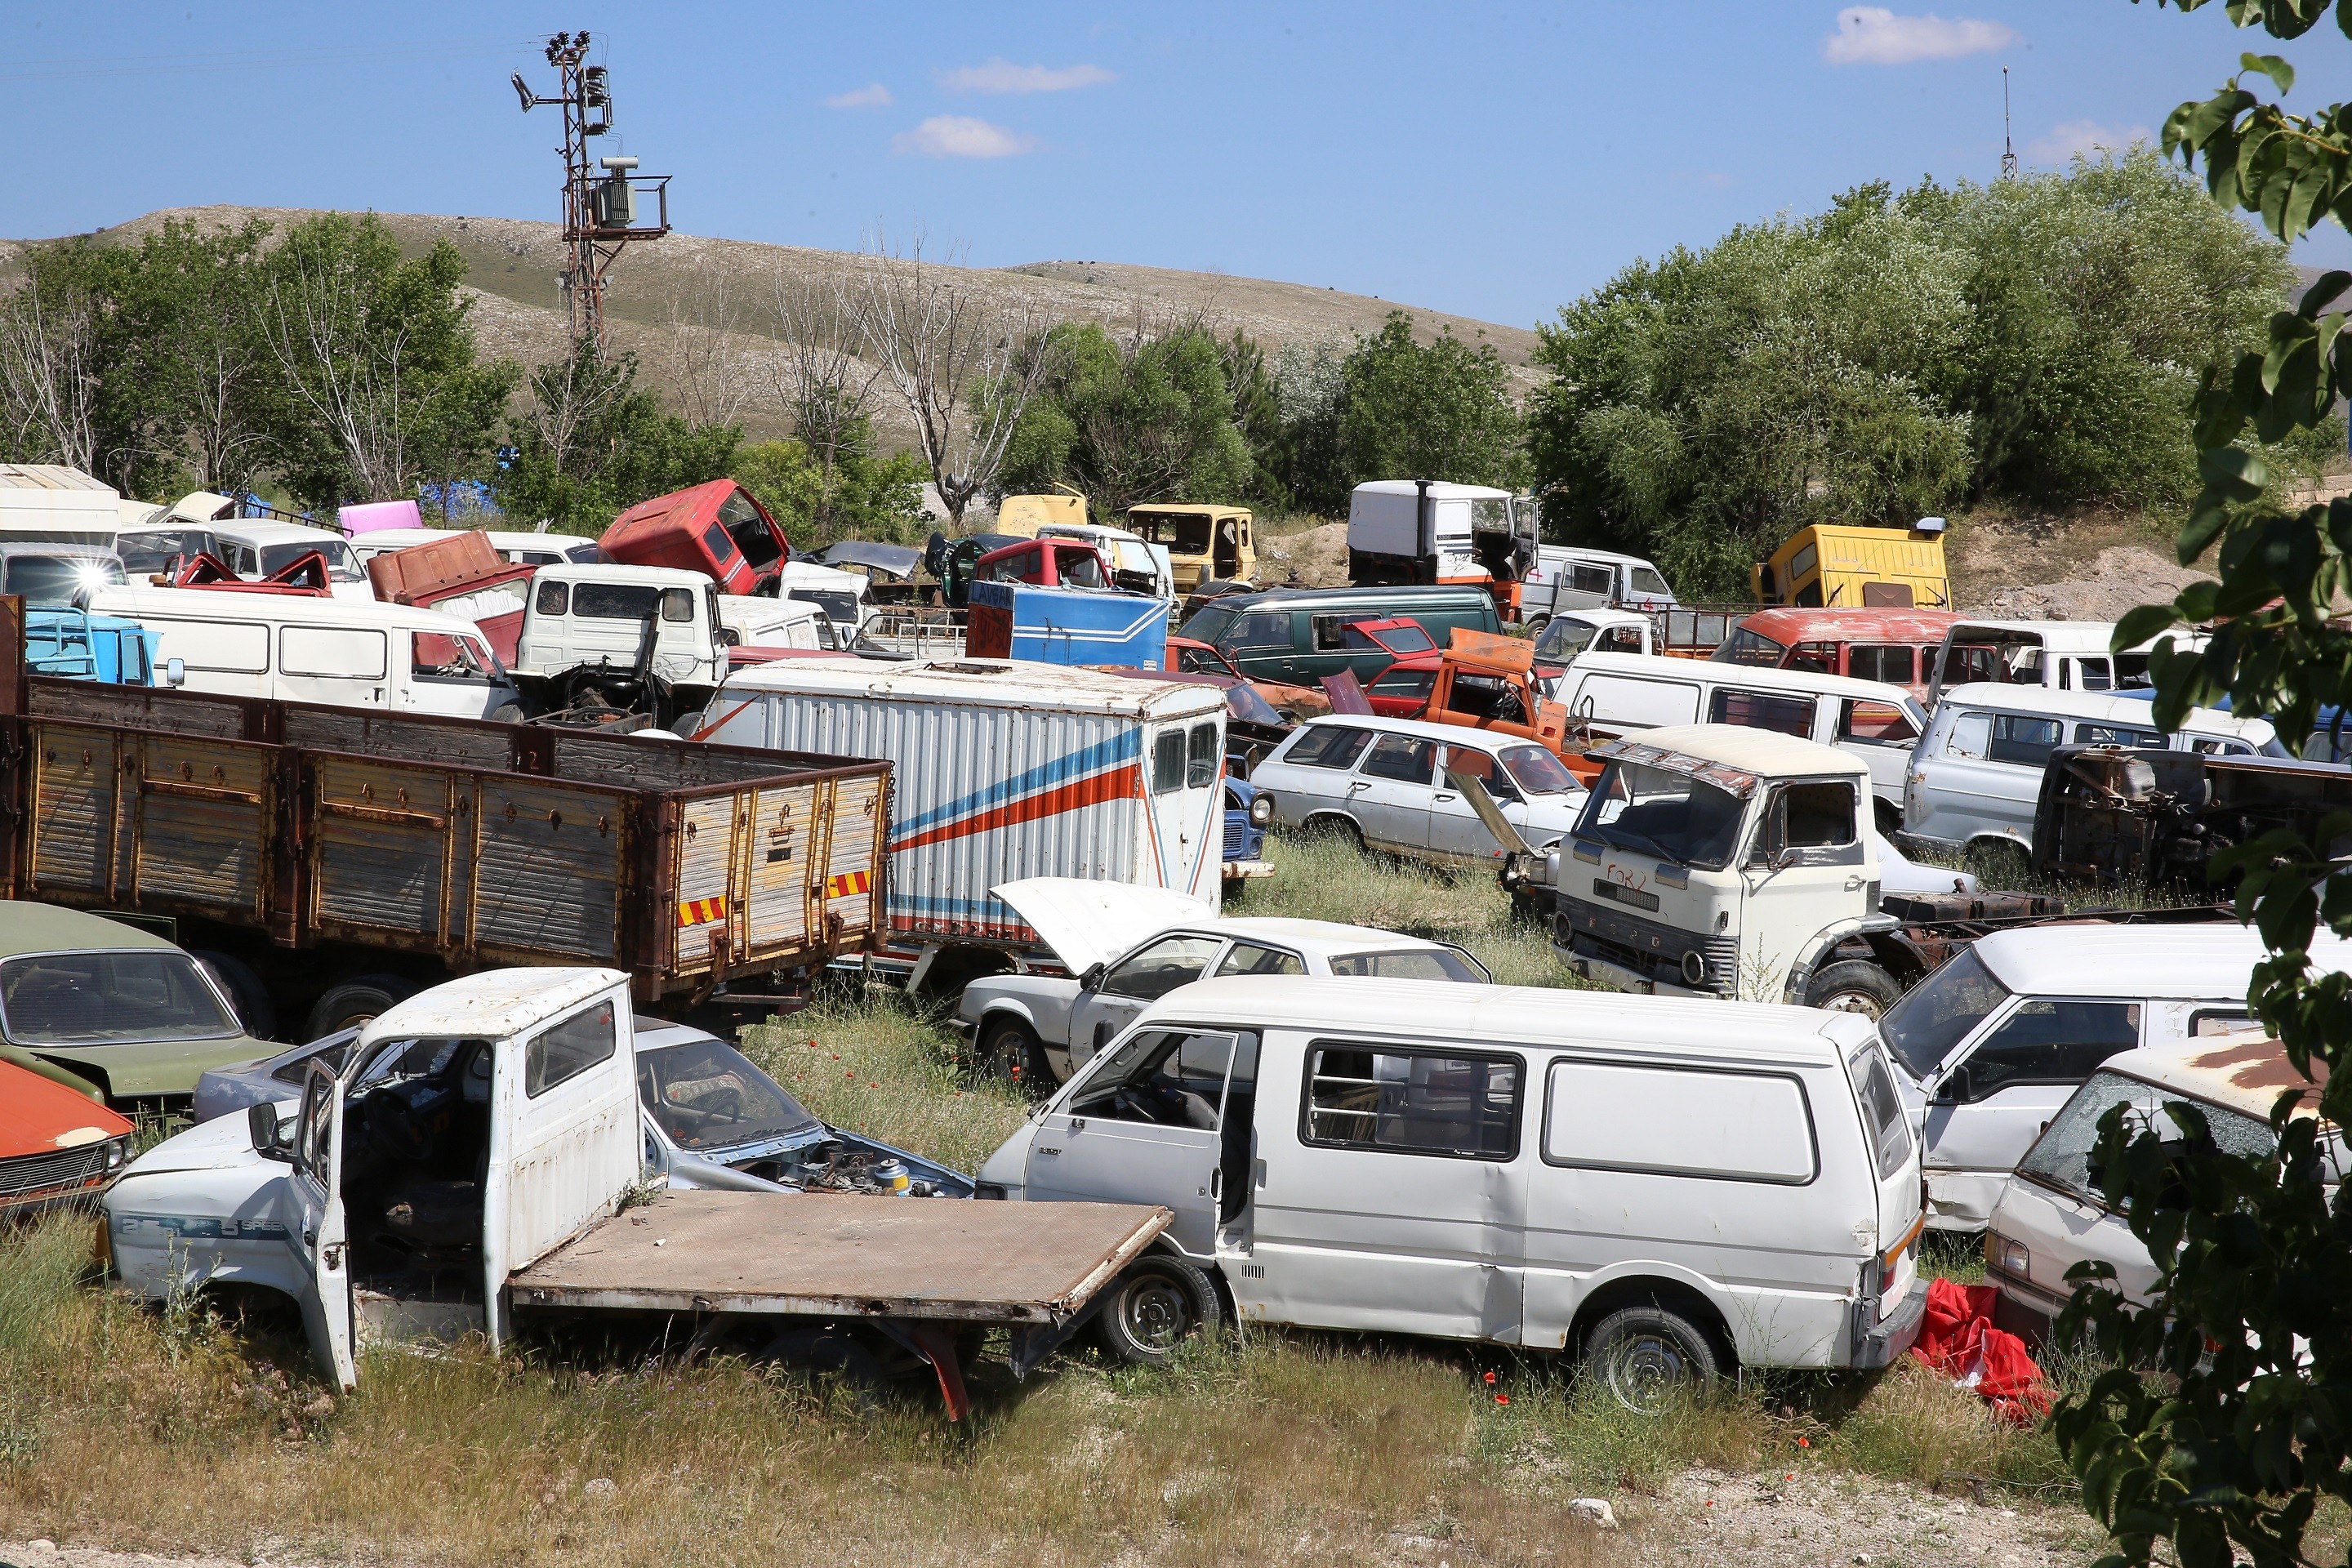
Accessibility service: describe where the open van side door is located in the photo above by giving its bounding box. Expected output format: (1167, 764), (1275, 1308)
(483, 992), (639, 1348)
(289, 1058), (357, 1389)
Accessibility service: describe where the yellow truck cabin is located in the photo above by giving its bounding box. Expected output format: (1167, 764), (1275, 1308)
(994, 487), (1089, 537)
(1754, 521), (1951, 609)
(1125, 503), (1255, 592)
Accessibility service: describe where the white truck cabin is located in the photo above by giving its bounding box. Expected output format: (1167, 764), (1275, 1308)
(515, 563), (727, 688)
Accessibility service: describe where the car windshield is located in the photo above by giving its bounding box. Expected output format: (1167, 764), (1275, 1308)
(1572, 759), (1746, 871)
(786, 588), (862, 626)
(1500, 744), (1578, 795)
(638, 1038), (822, 1152)
(2017, 1069), (2278, 1209)
(3, 555), (124, 603)
(1179, 605), (1240, 644)
(259, 538), (364, 582)
(0, 950), (238, 1045)
(1225, 684), (1285, 726)
(1878, 947), (2010, 1079)
(1325, 947), (1487, 982)
(1630, 567), (1672, 598)
(1138, 513), (1213, 553)
(1535, 617), (1602, 661)
(1713, 626), (1788, 666)
(118, 528), (216, 574)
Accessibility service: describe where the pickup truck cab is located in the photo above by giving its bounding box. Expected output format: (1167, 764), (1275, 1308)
(980, 975), (1927, 1402)
(1125, 505), (1254, 594)
(1530, 608), (1656, 666)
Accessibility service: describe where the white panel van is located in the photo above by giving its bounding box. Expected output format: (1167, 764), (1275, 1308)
(87, 586), (521, 719)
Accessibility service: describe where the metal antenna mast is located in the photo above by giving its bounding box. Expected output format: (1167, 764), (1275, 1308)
(2001, 66), (2019, 180)
(513, 33), (672, 347)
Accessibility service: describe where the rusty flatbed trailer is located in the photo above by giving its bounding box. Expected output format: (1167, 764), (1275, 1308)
(512, 1189), (1171, 1414)
(0, 600), (889, 1033)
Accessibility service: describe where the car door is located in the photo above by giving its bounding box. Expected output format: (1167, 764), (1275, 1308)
(1922, 996), (2142, 1229)
(1066, 933), (1230, 1068)
(1025, 1027), (1250, 1256)
(1226, 609), (1299, 682)
(1738, 778), (1868, 1001)
(1238, 1032), (1526, 1343)
(1431, 742), (1523, 862)
(1348, 733), (1441, 851)
(284, 1058), (356, 1389)
(1833, 697), (1923, 815)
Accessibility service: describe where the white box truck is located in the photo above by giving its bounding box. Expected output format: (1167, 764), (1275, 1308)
(696, 659), (1228, 979)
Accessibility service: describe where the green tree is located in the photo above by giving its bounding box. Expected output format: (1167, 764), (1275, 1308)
(493, 336), (738, 533)
(100, 216), (276, 500)
(732, 419), (929, 550)
(2041, 14), (2352, 1568)
(1336, 311), (1527, 498)
(999, 321), (1255, 514)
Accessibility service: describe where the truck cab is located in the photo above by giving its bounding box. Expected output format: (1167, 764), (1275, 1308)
(600, 479), (792, 596)
(510, 564), (726, 724)
(1753, 522), (1951, 611)
(1347, 480), (1539, 621)
(1422, 628), (1576, 758)
(973, 537), (1113, 592)
(1125, 504), (1255, 595)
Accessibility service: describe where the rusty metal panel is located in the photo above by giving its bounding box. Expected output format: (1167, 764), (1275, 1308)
(472, 777), (628, 961)
(309, 757), (454, 942)
(287, 707), (513, 771)
(25, 724), (121, 896)
(740, 782), (815, 954)
(131, 737), (271, 916)
(819, 771), (884, 942)
(670, 793), (739, 973)
(34, 681), (250, 739)
(508, 1190), (1171, 1323)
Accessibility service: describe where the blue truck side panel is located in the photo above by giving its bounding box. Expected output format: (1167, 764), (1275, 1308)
(967, 579), (1169, 669)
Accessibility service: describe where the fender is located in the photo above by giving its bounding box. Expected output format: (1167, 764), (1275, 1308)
(1780, 913), (1901, 1005)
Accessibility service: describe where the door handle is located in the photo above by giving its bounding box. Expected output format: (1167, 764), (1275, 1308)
(1434, 791), (1457, 802)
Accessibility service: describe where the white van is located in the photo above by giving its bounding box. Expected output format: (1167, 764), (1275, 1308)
(1923, 619), (2198, 708)
(978, 975), (1927, 1401)
(1549, 651), (1928, 826)
(347, 527), (602, 569)
(1901, 684), (2283, 859)
(715, 594), (831, 651)
(210, 521), (373, 603)
(86, 585), (520, 719)
(1523, 546), (1678, 627)
(1878, 924), (2352, 1231)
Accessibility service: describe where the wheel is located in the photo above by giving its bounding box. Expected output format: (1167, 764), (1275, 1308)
(191, 950), (278, 1040)
(1802, 960), (1904, 1018)
(1301, 813), (1365, 852)
(307, 973), (420, 1039)
(1582, 1303), (1722, 1413)
(755, 1326), (886, 1413)
(1094, 1254), (1223, 1366)
(975, 1014), (1054, 1096)
(1524, 613), (1552, 640)
(488, 702), (526, 724)
(1964, 838), (2030, 888)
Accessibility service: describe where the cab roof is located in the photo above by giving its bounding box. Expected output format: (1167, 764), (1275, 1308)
(1609, 722), (1867, 778)
(1738, 607), (1959, 644)
(360, 967), (628, 1046)
(1352, 480), (1514, 501)
(1969, 924), (2352, 999)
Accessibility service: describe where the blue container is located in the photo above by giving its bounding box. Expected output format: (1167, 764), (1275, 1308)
(966, 579), (1169, 669)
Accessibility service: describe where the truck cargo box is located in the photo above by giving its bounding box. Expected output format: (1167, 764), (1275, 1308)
(965, 577), (1169, 668)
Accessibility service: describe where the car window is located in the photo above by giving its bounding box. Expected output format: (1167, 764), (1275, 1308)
(2078, 723), (2163, 748)
(1629, 567), (1671, 598)
(1303, 1044), (1519, 1159)
(1944, 710), (1991, 760)
(2018, 1069), (2278, 1209)
(638, 1038), (819, 1151)
(1098, 934), (1226, 1000)
(1369, 666), (1435, 701)
(525, 999), (617, 1098)
(2074, 657), (2114, 692)
(1499, 745), (1578, 795)
(1784, 642), (1837, 675)
(0, 951), (238, 1045)
(1988, 713), (2064, 768)
(1230, 612), (1293, 651)
(1712, 688), (1815, 737)
(1570, 564), (1612, 595)
(1755, 781), (1856, 861)
(1312, 615), (1352, 652)
(1360, 733), (1438, 785)
(1840, 699), (1918, 744)
(1068, 1028), (1243, 1128)
(1879, 947), (2011, 1079)
(1850, 1045), (1913, 1181)
(534, 579), (570, 617)
(1152, 728), (1187, 795)
(1325, 948), (1486, 982)
(1282, 725), (1374, 770)
(1849, 645), (1916, 685)
(1058, 550), (1105, 590)
(1187, 722), (1219, 788)
(1214, 942), (1306, 978)
(1442, 745), (1517, 801)
(1956, 1000), (2140, 1102)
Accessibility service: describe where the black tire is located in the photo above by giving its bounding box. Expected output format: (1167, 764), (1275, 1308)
(488, 701), (526, 724)
(307, 973), (420, 1039)
(1094, 1254), (1223, 1366)
(975, 1014), (1054, 1096)
(1524, 613), (1552, 641)
(755, 1326), (886, 1413)
(191, 950), (278, 1040)
(1803, 960), (1904, 1018)
(1583, 1303), (1722, 1413)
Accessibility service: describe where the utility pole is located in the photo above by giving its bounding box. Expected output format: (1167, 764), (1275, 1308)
(2000, 66), (2019, 181)
(512, 33), (672, 348)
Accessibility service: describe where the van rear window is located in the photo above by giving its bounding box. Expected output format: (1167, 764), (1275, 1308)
(1543, 1059), (1817, 1183)
(1849, 1045), (1913, 1181)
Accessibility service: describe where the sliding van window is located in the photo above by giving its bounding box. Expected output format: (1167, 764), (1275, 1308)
(1709, 688), (1814, 737)
(1302, 1043), (1519, 1159)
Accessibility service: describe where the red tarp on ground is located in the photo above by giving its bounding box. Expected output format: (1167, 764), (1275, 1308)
(1909, 1277), (2051, 1424)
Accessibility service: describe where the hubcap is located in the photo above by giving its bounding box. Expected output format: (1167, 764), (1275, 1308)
(1122, 1276), (1193, 1351)
(1819, 989), (1886, 1018)
(1602, 1331), (1692, 1413)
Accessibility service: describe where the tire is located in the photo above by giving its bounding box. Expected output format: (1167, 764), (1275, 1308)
(1094, 1254), (1224, 1366)
(1583, 1303), (1722, 1414)
(1523, 613), (1552, 641)
(1802, 959), (1904, 1018)
(191, 950), (278, 1040)
(307, 973), (420, 1039)
(755, 1326), (886, 1413)
(975, 1014), (1054, 1096)
(488, 702), (526, 725)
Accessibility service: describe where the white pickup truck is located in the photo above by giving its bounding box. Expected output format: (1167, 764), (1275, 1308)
(104, 968), (1169, 1415)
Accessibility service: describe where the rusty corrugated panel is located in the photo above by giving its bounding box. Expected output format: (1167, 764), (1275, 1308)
(26, 725), (120, 896)
(132, 737), (270, 916)
(472, 777), (627, 961)
(820, 771), (884, 942)
(670, 793), (738, 973)
(743, 781), (816, 954)
(37, 682), (250, 739)
(287, 708), (512, 770)
(308, 756), (454, 942)
(508, 1190), (1171, 1323)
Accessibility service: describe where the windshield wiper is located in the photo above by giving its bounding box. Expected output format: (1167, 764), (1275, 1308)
(1597, 822), (1677, 863)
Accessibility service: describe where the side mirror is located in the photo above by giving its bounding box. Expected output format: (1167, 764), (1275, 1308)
(1931, 1065), (1972, 1106)
(164, 657), (186, 688)
(1078, 963), (1106, 993)
(248, 1101), (292, 1161)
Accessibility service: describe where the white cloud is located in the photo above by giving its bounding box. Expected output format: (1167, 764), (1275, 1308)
(938, 59), (1116, 94)
(825, 82), (893, 109)
(893, 115), (1038, 158)
(1824, 7), (2016, 65)
(2026, 118), (2152, 163)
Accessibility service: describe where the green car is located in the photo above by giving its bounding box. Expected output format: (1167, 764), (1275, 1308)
(0, 903), (274, 1105)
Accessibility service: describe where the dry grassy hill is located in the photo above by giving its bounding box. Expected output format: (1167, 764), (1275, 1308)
(3, 207), (1539, 450)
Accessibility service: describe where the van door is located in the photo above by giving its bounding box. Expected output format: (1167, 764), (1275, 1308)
(484, 995), (637, 1348)
(286, 1058), (357, 1388)
(1915, 707), (2055, 848)
(1570, 672), (1700, 729)
(1241, 1034), (1525, 1342)
(1027, 1028), (1248, 1256)
(1143, 719), (1224, 897)
(278, 623), (391, 709)
(1921, 997), (2143, 1230)
(1739, 779), (1867, 1004)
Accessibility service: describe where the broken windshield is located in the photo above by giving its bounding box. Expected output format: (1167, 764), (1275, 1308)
(1572, 758), (1746, 870)
(2017, 1070), (2278, 1209)
(639, 1038), (823, 1153)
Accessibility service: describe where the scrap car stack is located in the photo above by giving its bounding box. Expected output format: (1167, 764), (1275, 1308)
(0, 461), (2321, 1417)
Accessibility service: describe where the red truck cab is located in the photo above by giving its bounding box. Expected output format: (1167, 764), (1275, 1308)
(1712, 606), (1965, 703)
(600, 480), (791, 595)
(973, 537), (1111, 591)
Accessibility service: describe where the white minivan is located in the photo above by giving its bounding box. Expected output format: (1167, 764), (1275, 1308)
(1549, 652), (1928, 826)
(87, 585), (520, 719)
(1922, 619), (2204, 708)
(1877, 924), (2352, 1231)
(1901, 683), (2283, 860)
(979, 975), (1928, 1403)
(209, 520), (375, 603)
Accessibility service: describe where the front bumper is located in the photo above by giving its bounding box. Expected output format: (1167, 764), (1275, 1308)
(1223, 858), (1274, 880)
(1560, 950), (1716, 999)
(1851, 1278), (1931, 1370)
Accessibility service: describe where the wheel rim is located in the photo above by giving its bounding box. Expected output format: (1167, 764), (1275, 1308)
(1601, 1330), (1693, 1413)
(1817, 989), (1886, 1018)
(1120, 1275), (1194, 1351)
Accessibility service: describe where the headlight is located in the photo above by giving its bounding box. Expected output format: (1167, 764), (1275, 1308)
(1248, 793), (1273, 826)
(1988, 1231), (2029, 1277)
(105, 1135), (128, 1169)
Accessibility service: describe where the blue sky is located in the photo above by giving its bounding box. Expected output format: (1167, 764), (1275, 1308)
(5, 1), (2350, 328)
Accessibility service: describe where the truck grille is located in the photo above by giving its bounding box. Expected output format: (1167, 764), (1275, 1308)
(1224, 815), (1247, 858)
(1553, 893), (1736, 993)
(0, 1141), (113, 1206)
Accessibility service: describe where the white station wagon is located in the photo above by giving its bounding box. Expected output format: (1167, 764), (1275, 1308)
(1250, 715), (1588, 866)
